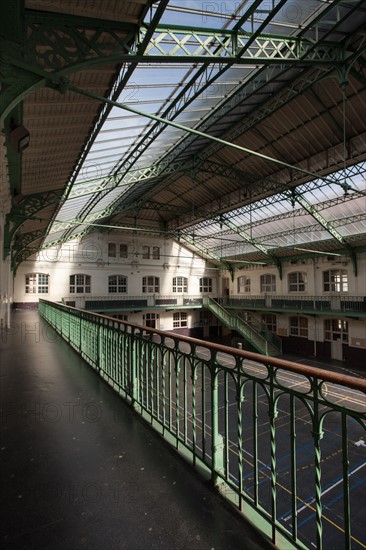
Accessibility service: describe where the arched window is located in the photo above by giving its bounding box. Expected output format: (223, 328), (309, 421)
(288, 272), (307, 292)
(25, 273), (49, 294)
(108, 275), (127, 293)
(289, 316), (308, 337)
(199, 277), (212, 293)
(172, 277), (188, 293)
(237, 276), (250, 294)
(142, 276), (159, 293)
(69, 274), (91, 294)
(323, 270), (348, 292)
(260, 274), (276, 293)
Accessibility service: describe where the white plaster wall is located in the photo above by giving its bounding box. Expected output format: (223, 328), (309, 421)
(11, 234), (366, 341)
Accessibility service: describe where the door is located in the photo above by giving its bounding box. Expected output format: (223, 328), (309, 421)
(331, 340), (343, 361)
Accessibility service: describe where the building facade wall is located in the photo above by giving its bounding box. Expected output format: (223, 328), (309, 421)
(12, 234), (366, 367)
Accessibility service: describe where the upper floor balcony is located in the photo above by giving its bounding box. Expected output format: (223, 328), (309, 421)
(38, 299), (366, 550)
(61, 294), (366, 318)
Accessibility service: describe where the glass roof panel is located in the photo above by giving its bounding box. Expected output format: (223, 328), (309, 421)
(42, 2), (366, 260)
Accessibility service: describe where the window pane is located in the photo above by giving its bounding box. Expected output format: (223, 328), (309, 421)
(323, 270), (348, 292)
(108, 243), (116, 257)
(261, 274), (276, 293)
(70, 274), (91, 294)
(120, 244), (128, 258)
(200, 277), (212, 293)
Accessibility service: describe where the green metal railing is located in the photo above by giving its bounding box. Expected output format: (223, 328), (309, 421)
(227, 295), (366, 316)
(39, 299), (366, 550)
(203, 296), (281, 356)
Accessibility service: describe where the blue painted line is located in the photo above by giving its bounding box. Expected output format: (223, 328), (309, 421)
(278, 461), (366, 523)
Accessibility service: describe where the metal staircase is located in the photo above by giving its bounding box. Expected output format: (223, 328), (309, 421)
(202, 297), (282, 356)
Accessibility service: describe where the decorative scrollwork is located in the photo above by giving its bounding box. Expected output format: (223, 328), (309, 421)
(26, 23), (135, 72)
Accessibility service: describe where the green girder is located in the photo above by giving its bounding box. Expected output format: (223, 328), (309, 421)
(220, 218), (283, 279)
(293, 193), (358, 276)
(177, 233), (234, 280)
(0, 8), (357, 125)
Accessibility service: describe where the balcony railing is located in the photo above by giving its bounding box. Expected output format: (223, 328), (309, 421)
(39, 299), (366, 550)
(226, 295), (366, 314)
(61, 294), (203, 310)
(61, 294), (366, 316)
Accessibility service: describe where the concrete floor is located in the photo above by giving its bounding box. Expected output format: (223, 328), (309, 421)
(0, 311), (274, 550)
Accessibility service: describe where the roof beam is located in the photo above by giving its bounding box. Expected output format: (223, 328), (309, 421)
(220, 217), (283, 279)
(293, 192), (358, 275)
(140, 24), (345, 65)
(177, 233), (234, 279)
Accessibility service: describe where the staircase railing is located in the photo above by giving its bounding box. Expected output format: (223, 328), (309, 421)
(203, 297), (281, 356)
(237, 312), (282, 355)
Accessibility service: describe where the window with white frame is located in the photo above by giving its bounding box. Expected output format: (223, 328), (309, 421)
(120, 244), (128, 258)
(173, 312), (188, 328)
(109, 243), (128, 259)
(69, 274), (91, 294)
(108, 243), (117, 258)
(108, 275), (127, 293)
(260, 274), (276, 293)
(289, 316), (308, 337)
(142, 246), (160, 260)
(324, 319), (348, 342)
(25, 273), (49, 294)
(142, 276), (159, 293)
(261, 314), (277, 333)
(288, 272), (307, 292)
(143, 313), (159, 328)
(237, 276), (251, 293)
(172, 276), (188, 293)
(323, 270), (348, 292)
(199, 277), (212, 293)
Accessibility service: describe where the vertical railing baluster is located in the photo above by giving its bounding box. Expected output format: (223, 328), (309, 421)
(168, 351), (172, 432)
(237, 368), (243, 509)
(191, 362), (197, 464)
(184, 356), (188, 445)
(161, 347), (166, 426)
(290, 394), (298, 542)
(202, 365), (206, 460)
(130, 329), (139, 408)
(149, 339), (154, 413)
(175, 352), (181, 441)
(211, 364), (221, 484)
(342, 412), (351, 550)
(313, 379), (324, 550)
(269, 367), (278, 545)
(156, 345), (160, 422)
(224, 370), (229, 481)
(253, 381), (259, 506)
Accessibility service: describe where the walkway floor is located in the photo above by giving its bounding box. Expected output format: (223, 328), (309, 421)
(0, 311), (273, 550)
